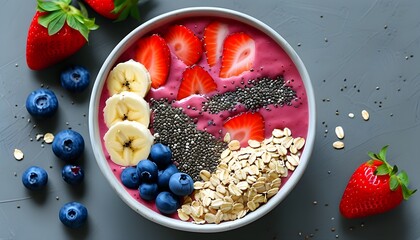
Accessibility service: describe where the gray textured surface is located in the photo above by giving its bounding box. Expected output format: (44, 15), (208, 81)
(1, 0), (420, 239)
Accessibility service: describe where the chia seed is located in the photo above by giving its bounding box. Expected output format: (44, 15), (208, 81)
(150, 100), (227, 180)
(202, 76), (297, 113)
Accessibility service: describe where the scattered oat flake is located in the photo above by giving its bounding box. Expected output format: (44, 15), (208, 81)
(333, 141), (344, 149)
(348, 113), (354, 118)
(44, 133), (54, 143)
(36, 134), (43, 141)
(14, 149), (24, 161)
(362, 110), (369, 121)
(335, 126), (344, 139)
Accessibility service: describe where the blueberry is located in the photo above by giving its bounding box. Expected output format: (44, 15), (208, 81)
(157, 164), (178, 190)
(169, 172), (194, 196)
(21, 166), (48, 190)
(25, 88), (58, 118)
(62, 164), (84, 185)
(120, 167), (140, 189)
(155, 191), (180, 215)
(60, 65), (90, 92)
(59, 201), (88, 229)
(136, 159), (158, 183)
(52, 129), (85, 162)
(138, 182), (159, 201)
(150, 143), (172, 169)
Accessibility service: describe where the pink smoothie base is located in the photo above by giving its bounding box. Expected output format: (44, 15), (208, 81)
(93, 10), (311, 229)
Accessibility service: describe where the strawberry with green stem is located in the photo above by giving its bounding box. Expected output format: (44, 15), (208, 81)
(339, 145), (416, 218)
(83, 0), (140, 21)
(26, 0), (98, 70)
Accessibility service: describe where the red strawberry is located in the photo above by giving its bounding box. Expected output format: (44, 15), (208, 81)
(339, 146), (416, 218)
(223, 112), (265, 146)
(177, 65), (217, 100)
(83, 0), (140, 21)
(219, 32), (255, 78)
(26, 0), (98, 70)
(134, 34), (171, 89)
(164, 25), (203, 66)
(203, 21), (229, 67)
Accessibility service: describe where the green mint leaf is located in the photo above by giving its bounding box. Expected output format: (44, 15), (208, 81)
(374, 164), (390, 175)
(38, 10), (63, 28)
(389, 175), (399, 191)
(48, 12), (66, 36)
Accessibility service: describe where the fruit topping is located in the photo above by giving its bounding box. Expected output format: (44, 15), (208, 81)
(60, 65), (90, 92)
(61, 164), (85, 185)
(139, 182), (159, 201)
(83, 0), (140, 21)
(219, 32), (255, 78)
(164, 25), (203, 66)
(135, 34), (171, 88)
(149, 143), (173, 169)
(22, 166), (48, 190)
(26, 88), (59, 118)
(59, 201), (88, 229)
(168, 172), (194, 196)
(52, 129), (85, 162)
(155, 191), (181, 215)
(223, 112), (265, 146)
(120, 167), (141, 189)
(103, 120), (154, 166)
(157, 164), (179, 190)
(103, 91), (151, 128)
(177, 65), (217, 100)
(107, 59), (151, 97)
(136, 159), (158, 182)
(203, 21), (229, 67)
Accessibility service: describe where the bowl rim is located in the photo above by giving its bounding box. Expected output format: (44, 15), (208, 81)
(89, 6), (316, 233)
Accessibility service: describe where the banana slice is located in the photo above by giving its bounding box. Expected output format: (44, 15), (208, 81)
(103, 120), (154, 166)
(107, 59), (151, 97)
(103, 91), (150, 128)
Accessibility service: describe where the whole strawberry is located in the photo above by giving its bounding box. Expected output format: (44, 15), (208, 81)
(83, 0), (140, 21)
(339, 145), (416, 218)
(26, 0), (98, 70)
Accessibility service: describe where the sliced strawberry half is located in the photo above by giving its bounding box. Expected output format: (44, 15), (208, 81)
(135, 34), (171, 88)
(223, 112), (265, 146)
(219, 32), (255, 78)
(164, 25), (203, 66)
(203, 21), (229, 67)
(177, 65), (217, 100)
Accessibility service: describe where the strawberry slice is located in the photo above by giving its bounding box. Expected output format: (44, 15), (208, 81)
(219, 32), (255, 78)
(177, 65), (217, 100)
(203, 21), (229, 67)
(223, 112), (265, 146)
(135, 34), (171, 89)
(164, 25), (203, 66)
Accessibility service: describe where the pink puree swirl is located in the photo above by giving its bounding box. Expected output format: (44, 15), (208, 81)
(98, 17), (309, 217)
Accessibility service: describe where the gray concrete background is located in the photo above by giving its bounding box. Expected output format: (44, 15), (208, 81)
(1, 0), (420, 239)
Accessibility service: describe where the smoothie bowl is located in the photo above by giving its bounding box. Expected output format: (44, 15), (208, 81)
(89, 7), (315, 232)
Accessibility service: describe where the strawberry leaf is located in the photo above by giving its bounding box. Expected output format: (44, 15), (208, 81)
(48, 12), (66, 36)
(374, 164), (390, 175)
(391, 165), (398, 175)
(378, 145), (389, 161)
(368, 152), (376, 160)
(389, 175), (399, 191)
(38, 10), (63, 28)
(401, 184), (417, 200)
(37, 0), (61, 12)
(397, 171), (409, 186)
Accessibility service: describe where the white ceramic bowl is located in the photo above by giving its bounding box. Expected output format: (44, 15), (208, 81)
(89, 7), (315, 233)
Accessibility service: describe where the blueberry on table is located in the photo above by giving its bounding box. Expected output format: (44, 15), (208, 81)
(150, 143), (172, 169)
(169, 172), (194, 196)
(60, 65), (90, 92)
(155, 191), (180, 215)
(139, 182), (159, 201)
(136, 159), (158, 183)
(22, 166), (48, 190)
(52, 129), (85, 162)
(120, 167), (141, 189)
(25, 88), (58, 118)
(59, 202), (88, 229)
(62, 164), (84, 185)
(157, 164), (178, 190)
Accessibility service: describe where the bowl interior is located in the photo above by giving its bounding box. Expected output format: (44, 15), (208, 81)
(89, 7), (315, 233)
